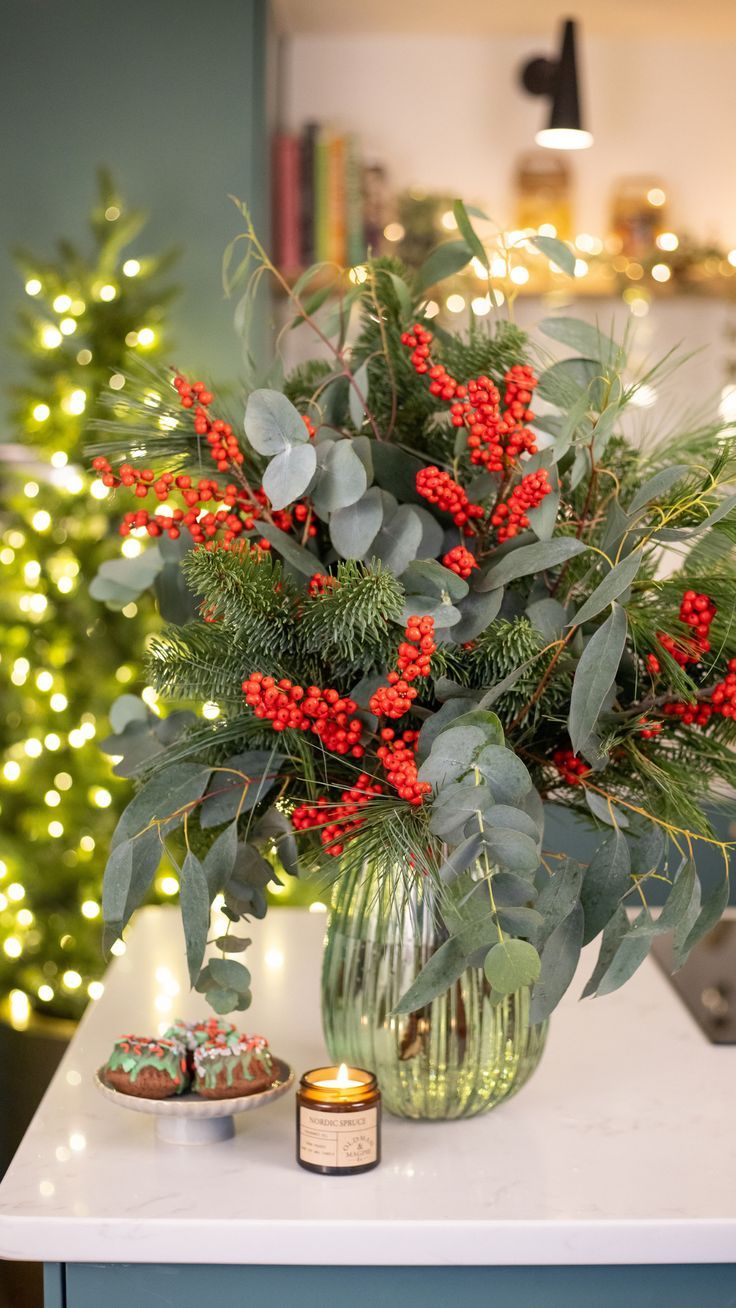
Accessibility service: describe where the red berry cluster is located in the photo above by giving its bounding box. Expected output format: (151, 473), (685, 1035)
(491, 469), (552, 542)
(369, 618), (436, 719)
(241, 674), (364, 757)
(415, 466), (484, 532)
(442, 545), (478, 579)
(292, 774), (383, 857)
(662, 700), (713, 728)
(377, 728), (431, 805)
(173, 375), (244, 472)
(401, 325), (538, 473)
(307, 572), (337, 596)
(648, 591), (717, 673)
(92, 373), (317, 554)
(552, 748), (590, 785)
(711, 659), (736, 719)
(638, 718), (663, 739)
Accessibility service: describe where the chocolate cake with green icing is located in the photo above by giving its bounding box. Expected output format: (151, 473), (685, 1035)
(104, 1035), (189, 1099)
(163, 1017), (239, 1077)
(194, 1033), (274, 1099)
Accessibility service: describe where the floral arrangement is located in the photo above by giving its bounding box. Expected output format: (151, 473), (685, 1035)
(87, 203), (735, 1023)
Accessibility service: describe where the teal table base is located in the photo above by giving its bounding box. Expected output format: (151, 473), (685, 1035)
(44, 1261), (736, 1307)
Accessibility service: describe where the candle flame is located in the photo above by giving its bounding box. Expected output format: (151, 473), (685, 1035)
(336, 1063), (350, 1087)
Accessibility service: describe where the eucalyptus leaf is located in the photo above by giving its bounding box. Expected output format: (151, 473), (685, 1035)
(202, 820), (239, 900)
(448, 586), (504, 643)
(418, 239), (473, 290)
(539, 316), (618, 364)
(484, 938), (541, 994)
(581, 905), (629, 998)
(402, 559), (469, 602)
(529, 903), (583, 1022)
(256, 521), (319, 575)
(200, 752), (283, 829)
(527, 485), (560, 540)
(417, 699), (479, 760)
(569, 551), (642, 628)
(673, 875), (729, 969)
(245, 389), (308, 455)
(535, 857), (584, 946)
(584, 790), (630, 828)
(581, 827), (631, 944)
(474, 745), (532, 804)
(452, 199), (488, 268)
(568, 603), (627, 758)
(530, 235), (575, 276)
(526, 597), (567, 641)
(417, 724), (487, 790)
(111, 763), (211, 850)
(595, 911), (654, 996)
(476, 538), (587, 591)
(330, 486), (383, 558)
(437, 834), (484, 884)
(262, 442), (317, 511)
(311, 438), (367, 514)
(180, 850), (211, 986)
(371, 504), (424, 574)
(480, 826), (540, 874)
(628, 464), (691, 514)
(393, 912), (498, 1013)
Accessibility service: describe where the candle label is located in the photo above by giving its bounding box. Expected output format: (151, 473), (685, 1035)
(299, 1106), (378, 1168)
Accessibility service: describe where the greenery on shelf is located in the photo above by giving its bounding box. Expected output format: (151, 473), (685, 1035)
(0, 172), (177, 1022)
(84, 201), (735, 1024)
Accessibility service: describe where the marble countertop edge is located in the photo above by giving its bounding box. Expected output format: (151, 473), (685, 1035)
(2, 1214), (736, 1266)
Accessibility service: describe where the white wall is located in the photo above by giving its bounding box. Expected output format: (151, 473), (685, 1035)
(285, 33), (736, 245)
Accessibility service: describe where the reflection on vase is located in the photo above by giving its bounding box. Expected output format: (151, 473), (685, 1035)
(321, 860), (548, 1120)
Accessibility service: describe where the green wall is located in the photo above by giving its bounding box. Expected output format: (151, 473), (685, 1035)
(1, 0), (269, 419)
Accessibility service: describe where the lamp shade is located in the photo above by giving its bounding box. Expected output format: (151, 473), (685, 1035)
(522, 19), (593, 151)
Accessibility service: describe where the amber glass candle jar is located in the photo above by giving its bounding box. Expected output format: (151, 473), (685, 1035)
(296, 1064), (381, 1175)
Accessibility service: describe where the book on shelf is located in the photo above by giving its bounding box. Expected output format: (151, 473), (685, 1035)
(272, 122), (373, 280)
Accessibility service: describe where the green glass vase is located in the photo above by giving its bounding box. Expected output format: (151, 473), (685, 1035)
(321, 861), (548, 1120)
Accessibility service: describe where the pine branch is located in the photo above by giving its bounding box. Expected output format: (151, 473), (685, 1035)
(298, 560), (404, 678)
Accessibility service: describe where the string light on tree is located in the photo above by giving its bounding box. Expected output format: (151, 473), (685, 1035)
(0, 169), (177, 1021)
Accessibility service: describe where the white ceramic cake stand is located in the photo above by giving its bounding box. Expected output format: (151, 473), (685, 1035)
(94, 1057), (293, 1144)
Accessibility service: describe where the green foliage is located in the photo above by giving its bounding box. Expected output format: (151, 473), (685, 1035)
(75, 206), (736, 1024)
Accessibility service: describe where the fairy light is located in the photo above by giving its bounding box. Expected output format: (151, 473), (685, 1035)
(36, 670), (53, 691)
(348, 265), (368, 284)
(79, 835), (95, 852)
(38, 985), (54, 1003)
(62, 970), (82, 990)
(81, 900), (99, 919)
(538, 222), (557, 237)
(24, 739), (43, 757)
(122, 259), (140, 277)
(7, 883), (25, 902)
(656, 232), (679, 252)
(440, 211), (456, 231)
(62, 388), (86, 416)
(3, 762), (21, 782)
(92, 787), (112, 808)
(59, 317), (77, 336)
(647, 187), (666, 206)
(446, 294), (466, 314)
(471, 295), (491, 316)
(24, 481), (39, 498)
(50, 693), (68, 712)
(121, 537), (142, 558)
(52, 294), (72, 313)
(98, 283), (117, 302)
(32, 510), (51, 531)
(44, 733), (61, 750)
(424, 300), (439, 318)
(0, 548), (15, 565)
(88, 982), (104, 1000)
(51, 451), (68, 468)
(125, 331), (138, 346)
(44, 790), (61, 808)
(574, 259), (589, 278)
(104, 205), (120, 221)
(122, 602), (138, 619)
(41, 326), (62, 349)
(110, 939), (126, 957)
(109, 373), (125, 390)
(510, 265), (529, 285)
(159, 876), (179, 896)
(48, 821), (64, 838)
(136, 327), (155, 347)
(76, 348), (92, 365)
(57, 576), (74, 593)
(55, 772), (72, 790)
(3, 938), (22, 959)
(25, 278), (42, 296)
(9, 990), (30, 1029)
(652, 263), (671, 283)
(68, 729), (85, 748)
(383, 223), (405, 242)
(33, 403), (51, 422)
(202, 701), (220, 720)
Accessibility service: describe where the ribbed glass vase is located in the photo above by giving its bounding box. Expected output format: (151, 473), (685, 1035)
(322, 860), (548, 1120)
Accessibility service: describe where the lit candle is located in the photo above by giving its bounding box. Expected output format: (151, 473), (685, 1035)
(297, 1063), (381, 1175)
(313, 1063), (362, 1090)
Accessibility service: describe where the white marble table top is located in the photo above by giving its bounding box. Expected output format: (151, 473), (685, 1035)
(0, 904), (734, 1267)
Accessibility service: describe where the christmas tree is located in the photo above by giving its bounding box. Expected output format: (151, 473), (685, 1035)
(0, 171), (177, 1023)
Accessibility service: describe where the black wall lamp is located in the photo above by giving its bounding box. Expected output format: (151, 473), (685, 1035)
(521, 18), (593, 151)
